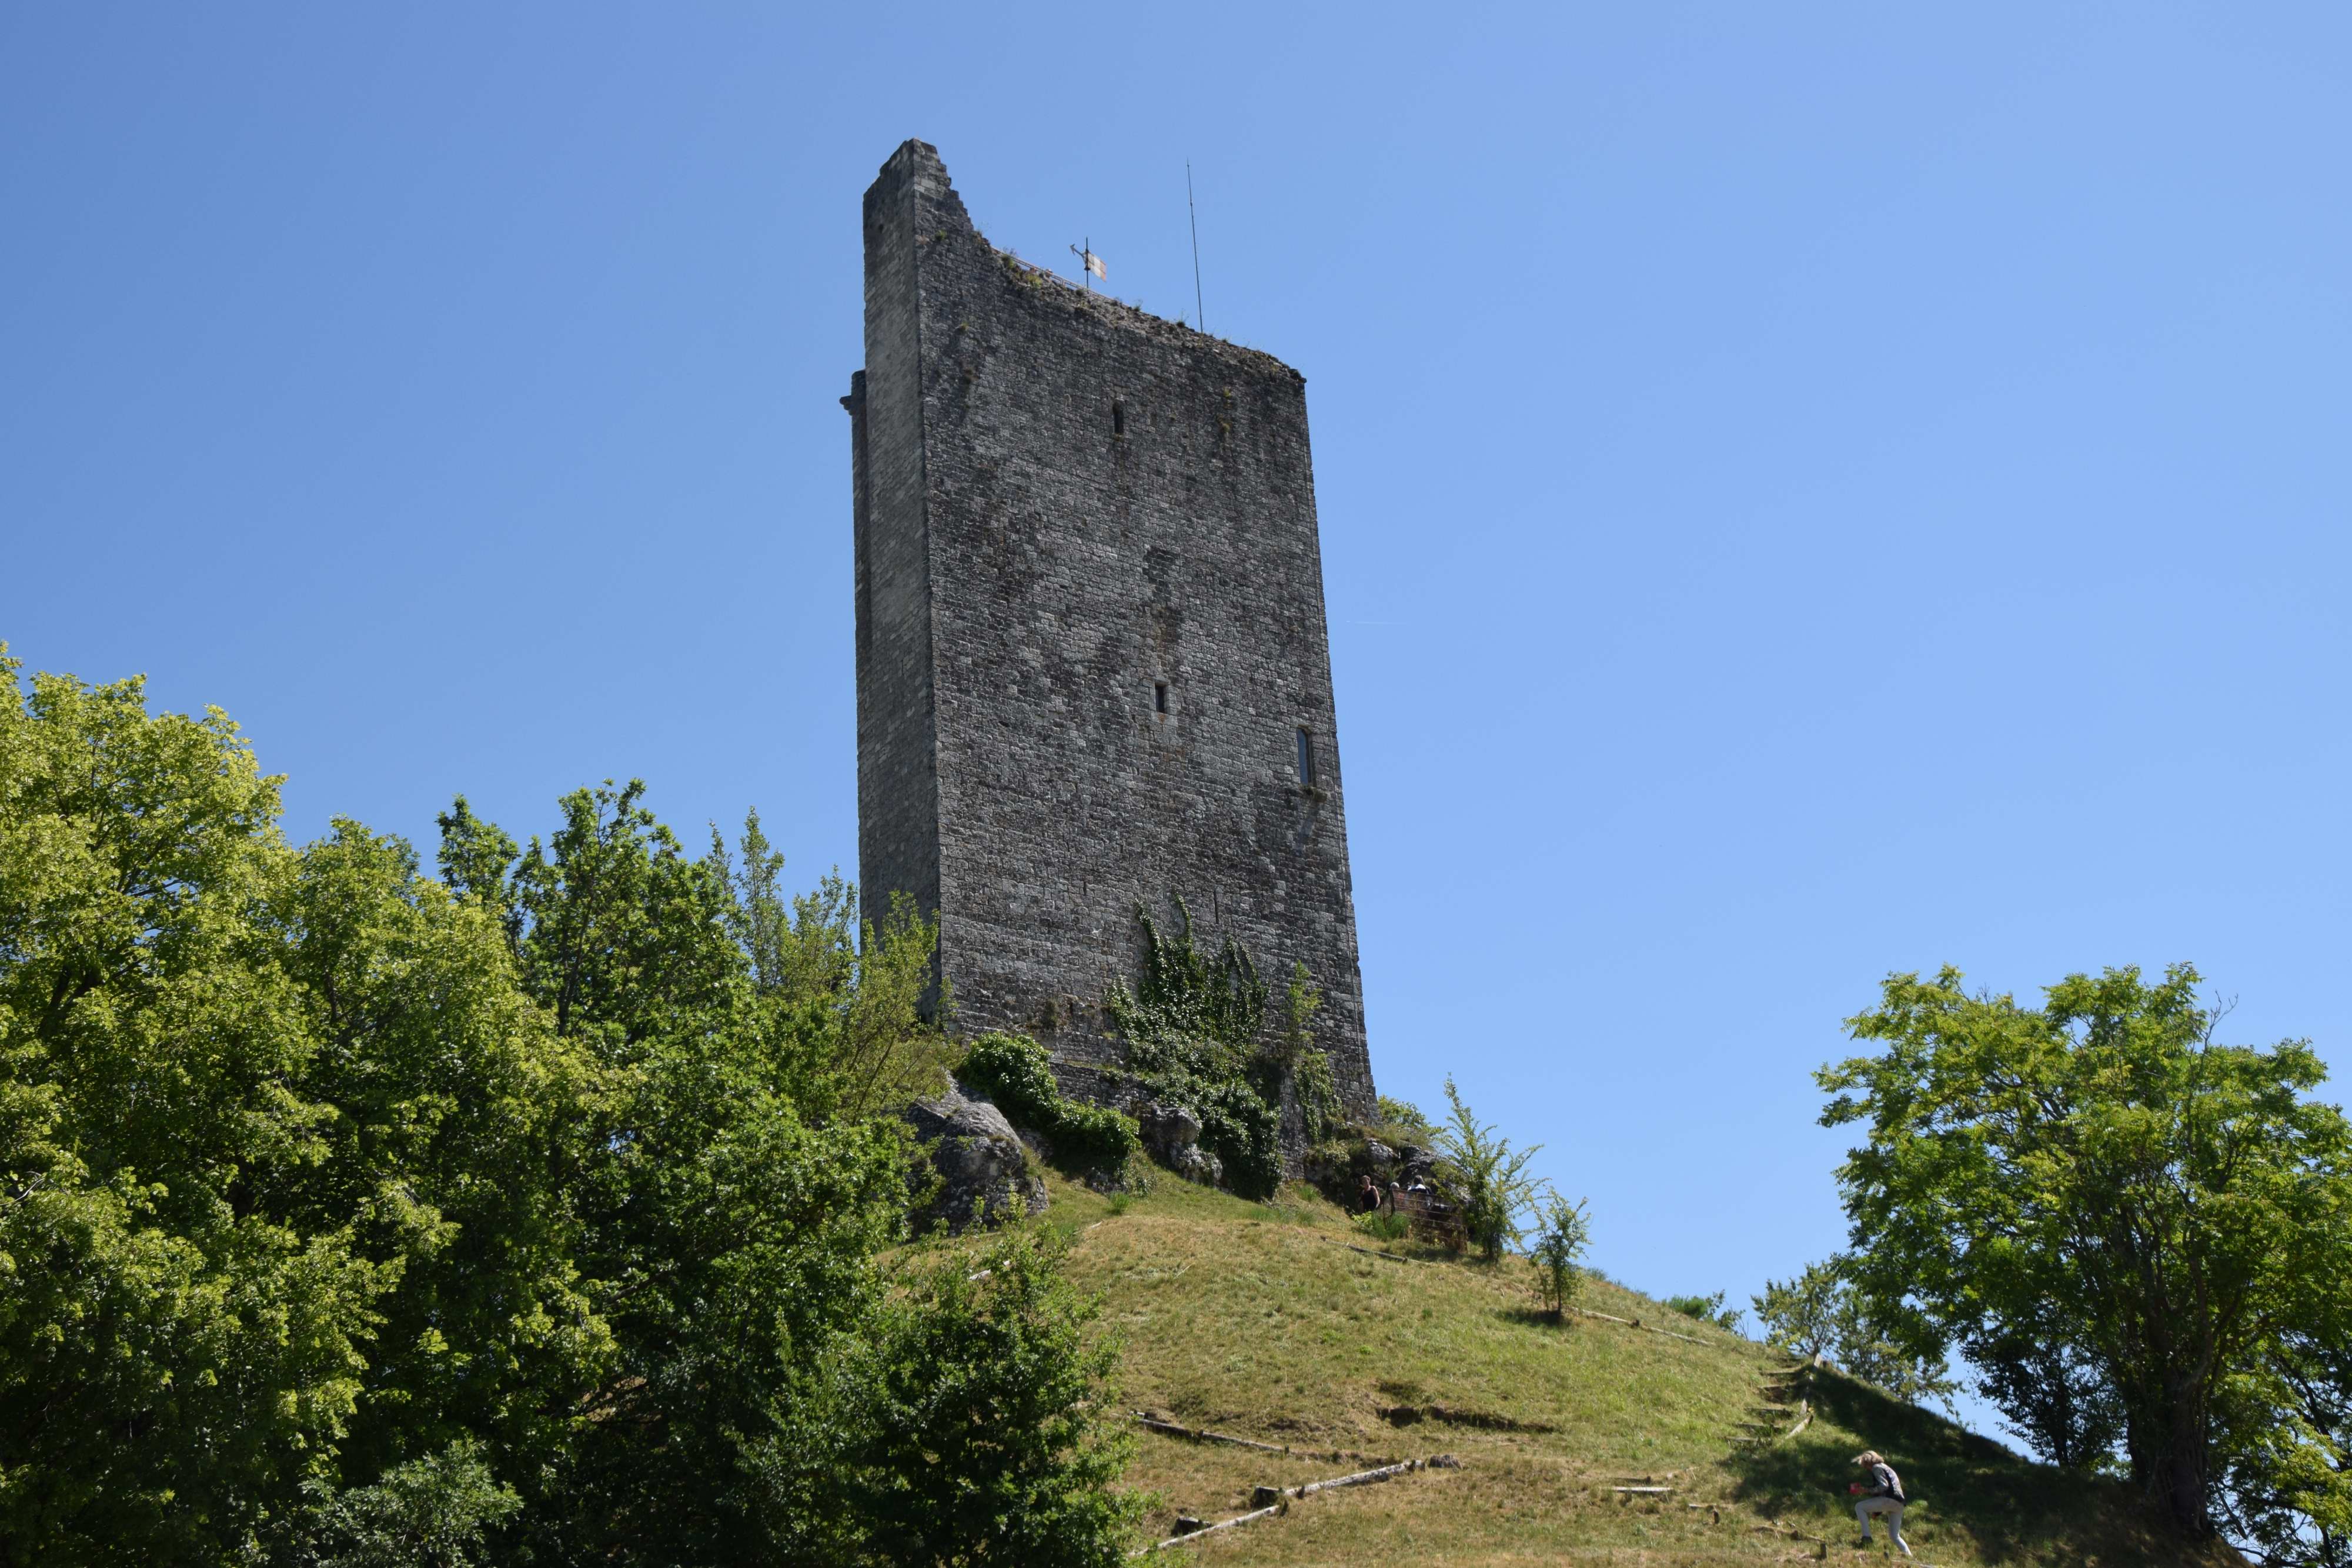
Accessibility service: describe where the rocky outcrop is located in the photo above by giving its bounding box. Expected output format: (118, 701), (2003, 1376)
(903, 1077), (1048, 1233)
(1304, 1133), (1463, 1212)
(1137, 1101), (1221, 1186)
(1393, 1143), (1441, 1188)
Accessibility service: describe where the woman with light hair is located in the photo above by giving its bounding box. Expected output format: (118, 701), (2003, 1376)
(1847, 1450), (1912, 1556)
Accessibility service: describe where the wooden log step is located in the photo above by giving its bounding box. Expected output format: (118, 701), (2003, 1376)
(1141, 1502), (1282, 1552)
(1295, 1457), (1424, 1497)
(1128, 1457), (1454, 1557)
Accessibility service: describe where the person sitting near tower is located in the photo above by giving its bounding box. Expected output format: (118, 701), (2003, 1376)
(1847, 1450), (1912, 1556)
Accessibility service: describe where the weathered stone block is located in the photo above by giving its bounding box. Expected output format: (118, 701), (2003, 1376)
(903, 1078), (1048, 1232)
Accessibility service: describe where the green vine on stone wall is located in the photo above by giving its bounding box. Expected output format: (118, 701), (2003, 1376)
(1104, 897), (1339, 1198)
(1110, 895), (1265, 1051)
(1274, 962), (1345, 1148)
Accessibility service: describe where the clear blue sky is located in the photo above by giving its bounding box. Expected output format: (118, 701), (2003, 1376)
(6, 4), (2348, 1437)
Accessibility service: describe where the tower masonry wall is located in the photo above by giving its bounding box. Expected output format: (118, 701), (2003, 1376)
(849, 139), (1375, 1124)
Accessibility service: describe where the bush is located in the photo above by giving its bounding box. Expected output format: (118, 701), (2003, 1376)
(824, 1226), (1147, 1567)
(1663, 1291), (1743, 1333)
(958, 1033), (1141, 1177)
(1051, 1097), (1144, 1174)
(301, 1440), (520, 1568)
(1376, 1095), (1433, 1139)
(1191, 1076), (1281, 1199)
(960, 1032), (1063, 1123)
(1354, 1210), (1410, 1243)
(1528, 1195), (1592, 1321)
(1435, 1077), (1551, 1263)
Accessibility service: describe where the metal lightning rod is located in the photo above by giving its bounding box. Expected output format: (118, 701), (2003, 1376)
(1186, 161), (1205, 332)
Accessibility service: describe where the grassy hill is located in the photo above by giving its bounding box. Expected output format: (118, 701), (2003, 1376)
(1035, 1174), (2232, 1566)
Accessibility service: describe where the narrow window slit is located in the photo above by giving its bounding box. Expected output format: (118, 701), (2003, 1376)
(1296, 727), (1315, 785)
(1154, 681), (1169, 714)
(1112, 400), (1127, 437)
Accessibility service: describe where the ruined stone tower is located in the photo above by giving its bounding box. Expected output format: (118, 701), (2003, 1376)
(845, 140), (1374, 1121)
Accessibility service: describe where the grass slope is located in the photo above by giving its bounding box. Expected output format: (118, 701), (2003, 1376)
(1040, 1174), (2231, 1566)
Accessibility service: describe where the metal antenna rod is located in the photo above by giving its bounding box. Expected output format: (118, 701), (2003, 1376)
(1186, 162), (1205, 332)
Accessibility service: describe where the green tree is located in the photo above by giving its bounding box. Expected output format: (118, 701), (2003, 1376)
(1822, 964), (2352, 1539)
(707, 811), (866, 1015)
(439, 788), (1127, 1564)
(275, 822), (609, 1496)
(2209, 1239), (2352, 1567)
(1433, 1076), (1551, 1263)
(0, 659), (594, 1564)
(433, 795), (520, 946)
(1750, 1260), (1843, 1360)
(1, 653), (1141, 1565)
(443, 784), (912, 1562)
(1528, 1195), (1592, 1320)
(1969, 1302), (2126, 1472)
(1750, 1259), (1955, 1409)
(299, 1439), (521, 1568)
(814, 1226), (1146, 1567)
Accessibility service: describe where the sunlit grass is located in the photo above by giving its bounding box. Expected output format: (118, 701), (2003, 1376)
(1044, 1172), (2230, 1565)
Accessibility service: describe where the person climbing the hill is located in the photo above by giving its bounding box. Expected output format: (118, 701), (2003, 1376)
(1848, 1450), (1912, 1556)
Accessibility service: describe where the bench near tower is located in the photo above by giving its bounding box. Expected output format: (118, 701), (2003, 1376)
(845, 139), (1374, 1122)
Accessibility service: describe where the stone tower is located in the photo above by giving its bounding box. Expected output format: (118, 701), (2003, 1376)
(845, 139), (1374, 1122)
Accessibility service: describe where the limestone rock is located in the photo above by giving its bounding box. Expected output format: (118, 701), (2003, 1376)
(903, 1076), (1047, 1233)
(1137, 1101), (1221, 1186)
(1137, 1100), (1201, 1159)
(1395, 1143), (1444, 1186)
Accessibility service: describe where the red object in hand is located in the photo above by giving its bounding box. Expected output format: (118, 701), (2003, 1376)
(1849, 1483), (1863, 1495)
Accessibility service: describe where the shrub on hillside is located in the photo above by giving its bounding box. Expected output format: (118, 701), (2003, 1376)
(1190, 1076), (1281, 1198)
(1528, 1195), (1592, 1321)
(1663, 1291), (1744, 1333)
(1752, 1259), (1955, 1410)
(960, 1030), (1062, 1118)
(1434, 1077), (1552, 1263)
(819, 1226), (1145, 1567)
(1376, 1094), (1434, 1141)
(958, 1033), (1141, 1177)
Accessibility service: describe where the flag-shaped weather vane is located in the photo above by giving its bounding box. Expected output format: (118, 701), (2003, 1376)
(1069, 237), (1105, 290)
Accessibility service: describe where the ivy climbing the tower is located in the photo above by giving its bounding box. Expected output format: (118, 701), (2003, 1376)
(1104, 898), (1343, 1199)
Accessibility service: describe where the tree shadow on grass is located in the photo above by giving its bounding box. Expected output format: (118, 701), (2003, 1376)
(1493, 1305), (1573, 1331)
(1723, 1363), (2220, 1567)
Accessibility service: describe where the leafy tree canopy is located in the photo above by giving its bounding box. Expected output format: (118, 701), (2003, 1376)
(0, 653), (1136, 1567)
(1821, 964), (2352, 1547)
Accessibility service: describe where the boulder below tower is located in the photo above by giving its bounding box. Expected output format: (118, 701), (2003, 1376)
(903, 1077), (1049, 1232)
